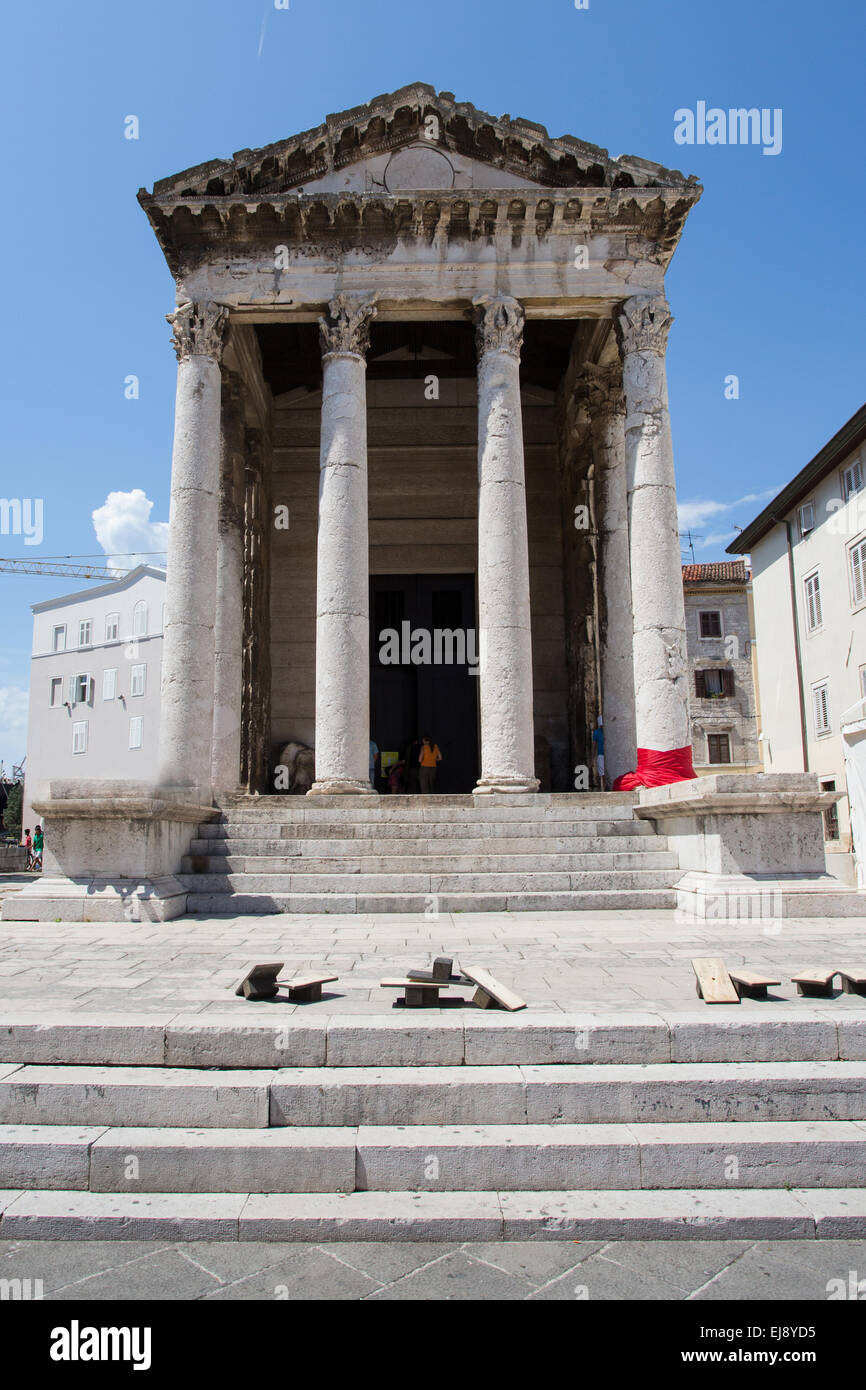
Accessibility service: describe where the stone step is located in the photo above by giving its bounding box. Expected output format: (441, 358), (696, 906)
(4, 1059), (865, 1126)
(188, 833), (664, 855)
(181, 851), (679, 874)
(208, 807), (644, 829)
(4, 1121), (866, 1194)
(179, 869), (678, 894)
(5, 1186), (863, 1241)
(197, 818), (657, 840)
(3, 1011), (860, 1069)
(183, 888), (678, 914)
(269, 1060), (866, 1126)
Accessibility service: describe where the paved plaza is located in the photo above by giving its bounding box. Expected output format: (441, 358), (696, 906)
(0, 892), (864, 1017)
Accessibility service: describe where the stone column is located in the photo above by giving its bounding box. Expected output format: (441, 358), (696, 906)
(309, 294), (378, 796)
(584, 362), (637, 784)
(616, 295), (692, 776)
(211, 371), (246, 792)
(158, 300), (228, 798)
(472, 294), (539, 794)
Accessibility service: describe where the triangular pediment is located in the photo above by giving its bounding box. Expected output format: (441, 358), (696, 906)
(147, 82), (697, 201)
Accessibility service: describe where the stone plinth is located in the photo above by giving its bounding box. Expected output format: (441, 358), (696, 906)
(636, 774), (862, 919)
(1, 781), (215, 923)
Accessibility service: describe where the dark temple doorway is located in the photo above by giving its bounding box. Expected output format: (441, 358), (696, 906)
(370, 574), (480, 794)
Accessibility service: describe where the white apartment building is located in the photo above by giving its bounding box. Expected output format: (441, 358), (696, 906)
(729, 401), (866, 882)
(23, 566), (166, 830)
(682, 562), (761, 776)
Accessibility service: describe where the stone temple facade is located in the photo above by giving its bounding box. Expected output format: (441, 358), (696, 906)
(7, 84), (855, 922)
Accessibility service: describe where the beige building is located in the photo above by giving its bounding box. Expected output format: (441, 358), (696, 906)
(682, 562), (761, 776)
(729, 401), (866, 880)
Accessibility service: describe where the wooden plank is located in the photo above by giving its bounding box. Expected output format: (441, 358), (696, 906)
(234, 963), (284, 1000)
(838, 968), (866, 996)
(728, 969), (781, 1001)
(460, 966), (526, 1012)
(692, 958), (739, 1005)
(791, 968), (839, 998)
(279, 973), (338, 990)
(380, 979), (450, 990)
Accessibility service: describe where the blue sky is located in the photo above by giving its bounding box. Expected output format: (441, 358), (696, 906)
(1, 0), (864, 771)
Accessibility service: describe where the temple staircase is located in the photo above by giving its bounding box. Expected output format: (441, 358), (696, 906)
(179, 793), (681, 915)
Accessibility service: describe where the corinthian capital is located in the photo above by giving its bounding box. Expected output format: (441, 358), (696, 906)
(167, 301), (229, 363)
(472, 294), (524, 360)
(617, 295), (673, 358)
(319, 294), (378, 358)
(579, 361), (626, 420)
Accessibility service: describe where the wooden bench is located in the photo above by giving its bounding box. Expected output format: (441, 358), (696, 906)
(380, 978), (457, 1008)
(838, 968), (866, 997)
(281, 972), (338, 1003)
(692, 958), (740, 1004)
(460, 965), (526, 1012)
(234, 964), (338, 1002)
(791, 968), (839, 998)
(728, 969), (781, 1001)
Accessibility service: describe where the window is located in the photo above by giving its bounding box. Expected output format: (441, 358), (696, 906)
(799, 501), (816, 538)
(130, 664), (146, 697)
(699, 610), (722, 639)
(49, 677), (62, 707)
(812, 681), (831, 736)
(843, 458), (864, 501)
(132, 601), (148, 637)
(695, 668), (735, 698)
(103, 668), (117, 702)
(707, 733), (731, 765)
(860, 665), (866, 700)
(850, 539), (866, 607)
(69, 673), (92, 706)
(821, 778), (840, 841)
(804, 571), (823, 632)
(129, 716), (143, 750)
(72, 721), (88, 754)
(78, 619), (92, 647)
(105, 613), (119, 642)
(52, 625), (66, 652)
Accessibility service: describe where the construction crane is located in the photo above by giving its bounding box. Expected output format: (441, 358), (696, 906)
(0, 557), (128, 581)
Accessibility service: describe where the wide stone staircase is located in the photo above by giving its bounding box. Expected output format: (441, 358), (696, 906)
(1, 1013), (864, 1240)
(179, 792), (681, 915)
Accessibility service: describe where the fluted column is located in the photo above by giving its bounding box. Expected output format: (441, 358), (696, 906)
(472, 294), (539, 795)
(584, 362), (637, 784)
(309, 294), (378, 795)
(211, 371), (246, 791)
(616, 295), (693, 782)
(158, 300), (228, 796)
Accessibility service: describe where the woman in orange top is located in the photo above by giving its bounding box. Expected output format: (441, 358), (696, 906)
(418, 734), (442, 794)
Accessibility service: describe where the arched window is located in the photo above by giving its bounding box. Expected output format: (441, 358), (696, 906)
(132, 601), (148, 637)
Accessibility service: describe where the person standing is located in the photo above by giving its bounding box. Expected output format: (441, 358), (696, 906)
(31, 824), (44, 872)
(418, 735), (442, 794)
(369, 739), (379, 790)
(23, 827), (32, 870)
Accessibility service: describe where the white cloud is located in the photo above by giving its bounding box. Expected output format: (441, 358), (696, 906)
(678, 488), (778, 550)
(92, 489), (168, 569)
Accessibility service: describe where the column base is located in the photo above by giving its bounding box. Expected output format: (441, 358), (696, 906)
(473, 776), (540, 795)
(2, 876), (189, 923)
(307, 780), (378, 797)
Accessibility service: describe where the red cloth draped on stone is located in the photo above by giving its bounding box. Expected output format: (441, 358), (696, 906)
(612, 746), (696, 791)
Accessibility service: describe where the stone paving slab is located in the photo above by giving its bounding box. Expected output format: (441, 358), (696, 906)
(2, 1235), (864, 1300)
